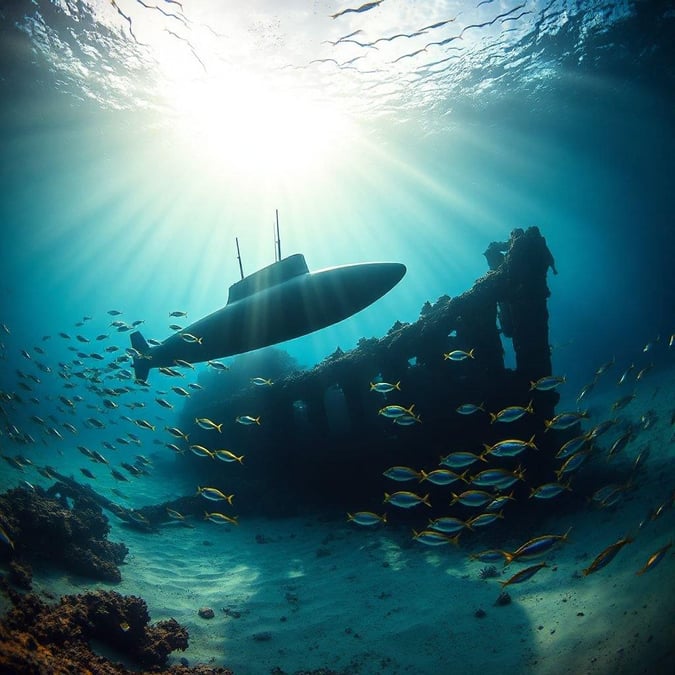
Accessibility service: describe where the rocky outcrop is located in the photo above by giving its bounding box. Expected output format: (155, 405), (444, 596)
(0, 585), (231, 674)
(0, 486), (127, 582)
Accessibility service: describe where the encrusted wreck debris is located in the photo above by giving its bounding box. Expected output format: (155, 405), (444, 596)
(179, 227), (568, 516)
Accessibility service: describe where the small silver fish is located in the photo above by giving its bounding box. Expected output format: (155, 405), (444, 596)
(370, 380), (400, 393)
(443, 349), (474, 361)
(347, 511), (386, 526)
(235, 415), (260, 426)
(384, 491), (431, 509)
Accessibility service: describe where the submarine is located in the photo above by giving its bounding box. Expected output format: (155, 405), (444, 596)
(130, 230), (406, 381)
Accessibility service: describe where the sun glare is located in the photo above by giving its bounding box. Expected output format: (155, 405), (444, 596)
(167, 73), (354, 182)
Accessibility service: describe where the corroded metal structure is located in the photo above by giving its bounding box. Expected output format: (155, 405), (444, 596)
(181, 227), (563, 515)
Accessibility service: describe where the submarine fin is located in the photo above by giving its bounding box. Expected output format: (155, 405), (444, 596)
(130, 331), (151, 382)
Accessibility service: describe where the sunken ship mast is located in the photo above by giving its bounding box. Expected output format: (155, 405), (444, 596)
(181, 226), (564, 516)
(130, 212), (406, 381)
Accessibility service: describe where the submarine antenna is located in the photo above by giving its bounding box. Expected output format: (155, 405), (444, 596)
(235, 237), (244, 280)
(274, 209), (281, 262)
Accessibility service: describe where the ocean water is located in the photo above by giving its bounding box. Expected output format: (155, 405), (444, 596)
(0, 1), (674, 674)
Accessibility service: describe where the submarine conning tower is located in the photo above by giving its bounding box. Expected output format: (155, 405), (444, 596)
(181, 227), (565, 516)
(227, 254), (309, 304)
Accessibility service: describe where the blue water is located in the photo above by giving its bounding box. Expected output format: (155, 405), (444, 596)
(1, 1), (674, 673)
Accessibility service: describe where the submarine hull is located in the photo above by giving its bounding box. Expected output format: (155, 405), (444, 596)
(131, 261), (405, 380)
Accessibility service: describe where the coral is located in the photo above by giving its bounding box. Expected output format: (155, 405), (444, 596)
(495, 591), (512, 606)
(0, 585), (231, 673)
(478, 565), (499, 580)
(0, 486), (128, 583)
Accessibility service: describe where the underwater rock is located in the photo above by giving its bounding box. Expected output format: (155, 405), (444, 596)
(0, 486), (128, 582)
(198, 607), (214, 619)
(7, 560), (32, 590)
(0, 586), (231, 673)
(495, 591), (512, 606)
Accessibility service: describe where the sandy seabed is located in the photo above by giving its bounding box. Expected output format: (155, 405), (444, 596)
(3, 368), (674, 675)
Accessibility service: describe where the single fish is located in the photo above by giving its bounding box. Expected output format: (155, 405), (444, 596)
(419, 469), (467, 486)
(505, 527), (572, 565)
(482, 435), (537, 459)
(347, 511), (386, 526)
(197, 486), (234, 504)
(555, 433), (590, 460)
(544, 411), (589, 431)
(378, 403), (416, 419)
(588, 419), (617, 439)
(413, 529), (460, 546)
(635, 541), (672, 576)
(529, 481), (571, 500)
(393, 412), (421, 426)
(235, 415), (261, 426)
(611, 394), (636, 411)
(370, 380), (400, 393)
(501, 562), (548, 587)
(443, 349), (474, 361)
(179, 332), (202, 344)
(583, 536), (633, 576)
(384, 491), (431, 509)
(456, 402), (485, 415)
(134, 419), (155, 431)
(428, 516), (468, 534)
(617, 364), (635, 385)
(166, 508), (185, 521)
(466, 511), (504, 529)
(204, 512), (239, 525)
(207, 360), (230, 371)
(189, 445), (215, 459)
(158, 366), (182, 377)
(607, 431), (633, 458)
(485, 493), (516, 512)
(383, 466), (421, 482)
(470, 466), (525, 489)
(165, 426), (189, 441)
(489, 401), (534, 424)
(195, 417), (223, 432)
(576, 380), (596, 403)
(595, 357), (615, 377)
(469, 549), (510, 564)
(555, 449), (591, 480)
(636, 364), (653, 381)
(450, 490), (496, 508)
(155, 398), (173, 409)
(529, 375), (565, 391)
(213, 449), (244, 464)
(439, 451), (486, 469)
(251, 377), (274, 386)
